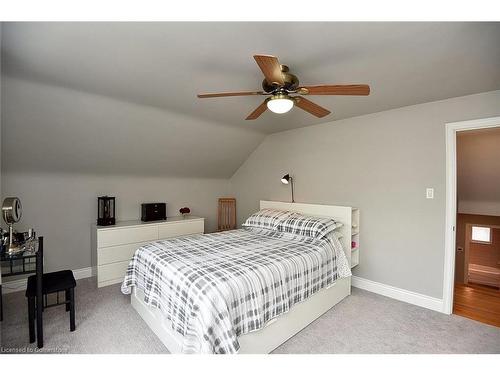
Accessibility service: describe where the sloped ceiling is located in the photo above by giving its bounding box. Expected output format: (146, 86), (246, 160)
(1, 22), (500, 177)
(1, 76), (265, 177)
(457, 127), (500, 202)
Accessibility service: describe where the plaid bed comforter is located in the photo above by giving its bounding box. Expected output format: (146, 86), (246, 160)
(121, 227), (350, 354)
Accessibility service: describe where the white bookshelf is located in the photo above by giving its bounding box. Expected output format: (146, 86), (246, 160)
(350, 208), (360, 268)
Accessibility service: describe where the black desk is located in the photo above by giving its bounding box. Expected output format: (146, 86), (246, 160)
(0, 240), (39, 322)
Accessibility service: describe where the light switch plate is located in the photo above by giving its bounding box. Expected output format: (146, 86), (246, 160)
(426, 188), (434, 199)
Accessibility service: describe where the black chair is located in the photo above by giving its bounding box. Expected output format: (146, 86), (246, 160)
(25, 237), (76, 348)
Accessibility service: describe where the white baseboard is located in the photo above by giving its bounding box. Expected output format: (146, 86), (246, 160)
(352, 276), (444, 313)
(1, 266), (94, 294)
(73, 266), (94, 280)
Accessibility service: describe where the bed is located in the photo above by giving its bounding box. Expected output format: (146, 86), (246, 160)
(121, 200), (354, 354)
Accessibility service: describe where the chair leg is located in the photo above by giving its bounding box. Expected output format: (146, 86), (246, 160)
(65, 290), (70, 312)
(36, 296), (43, 349)
(28, 297), (36, 343)
(0, 284), (3, 322)
(69, 288), (75, 332)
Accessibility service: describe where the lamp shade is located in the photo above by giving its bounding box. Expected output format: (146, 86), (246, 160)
(267, 95), (294, 114)
(281, 174), (291, 184)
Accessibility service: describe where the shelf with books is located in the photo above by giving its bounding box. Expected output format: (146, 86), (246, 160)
(350, 208), (359, 268)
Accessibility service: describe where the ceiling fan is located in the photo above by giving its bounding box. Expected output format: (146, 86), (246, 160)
(197, 54), (370, 120)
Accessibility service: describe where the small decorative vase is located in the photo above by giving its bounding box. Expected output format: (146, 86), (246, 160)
(179, 207), (191, 218)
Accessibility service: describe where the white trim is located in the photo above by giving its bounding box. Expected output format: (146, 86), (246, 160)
(444, 116), (500, 314)
(352, 276), (444, 313)
(1, 266), (94, 294)
(73, 266), (94, 280)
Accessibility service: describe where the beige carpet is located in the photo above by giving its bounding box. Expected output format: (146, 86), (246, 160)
(1, 277), (499, 354)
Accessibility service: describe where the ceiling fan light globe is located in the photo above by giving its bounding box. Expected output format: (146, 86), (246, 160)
(267, 98), (294, 114)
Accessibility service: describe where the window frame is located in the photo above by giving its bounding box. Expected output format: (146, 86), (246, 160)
(471, 225), (492, 244)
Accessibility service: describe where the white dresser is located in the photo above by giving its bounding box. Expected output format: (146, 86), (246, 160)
(92, 216), (204, 287)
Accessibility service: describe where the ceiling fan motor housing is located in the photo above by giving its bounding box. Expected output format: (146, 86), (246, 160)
(262, 65), (300, 93)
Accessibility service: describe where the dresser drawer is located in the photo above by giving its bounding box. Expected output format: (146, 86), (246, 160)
(158, 220), (204, 239)
(97, 225), (157, 248)
(97, 241), (149, 265)
(97, 260), (130, 284)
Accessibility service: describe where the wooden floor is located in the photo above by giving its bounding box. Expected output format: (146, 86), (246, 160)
(453, 283), (500, 327)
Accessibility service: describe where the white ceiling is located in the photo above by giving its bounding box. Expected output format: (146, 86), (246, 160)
(3, 22), (500, 134)
(457, 127), (500, 202)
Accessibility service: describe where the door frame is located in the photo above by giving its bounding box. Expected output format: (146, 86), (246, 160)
(443, 116), (500, 314)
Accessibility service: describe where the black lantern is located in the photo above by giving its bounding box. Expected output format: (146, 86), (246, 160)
(97, 196), (115, 226)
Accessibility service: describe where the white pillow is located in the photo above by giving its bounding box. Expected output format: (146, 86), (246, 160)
(276, 213), (340, 239)
(242, 208), (294, 230)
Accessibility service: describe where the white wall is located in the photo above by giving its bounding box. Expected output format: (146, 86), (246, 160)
(2, 171), (229, 272)
(230, 90), (500, 299)
(457, 127), (500, 216)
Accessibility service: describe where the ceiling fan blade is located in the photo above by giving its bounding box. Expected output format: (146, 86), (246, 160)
(253, 55), (285, 86)
(245, 100), (268, 120)
(294, 97), (331, 118)
(198, 91), (264, 98)
(297, 84), (370, 96)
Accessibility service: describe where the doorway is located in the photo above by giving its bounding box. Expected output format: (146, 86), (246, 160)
(453, 222), (500, 326)
(444, 116), (500, 326)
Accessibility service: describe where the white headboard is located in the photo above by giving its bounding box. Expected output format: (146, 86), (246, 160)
(260, 200), (354, 265)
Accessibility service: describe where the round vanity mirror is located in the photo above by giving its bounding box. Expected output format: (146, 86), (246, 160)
(2, 197), (23, 255)
(2, 197), (23, 224)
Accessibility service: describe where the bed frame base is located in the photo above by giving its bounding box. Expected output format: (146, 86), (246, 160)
(131, 276), (350, 354)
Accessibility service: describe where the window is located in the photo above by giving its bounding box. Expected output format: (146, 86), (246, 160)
(471, 226), (491, 243)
